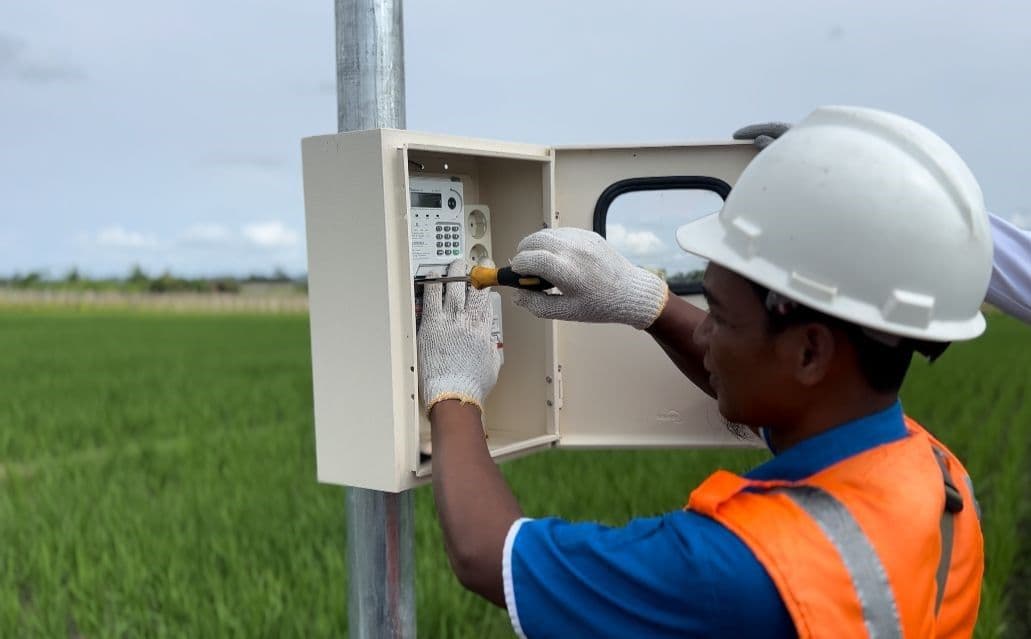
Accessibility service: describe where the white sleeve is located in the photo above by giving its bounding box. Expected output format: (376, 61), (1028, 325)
(503, 517), (533, 639)
(986, 212), (1031, 325)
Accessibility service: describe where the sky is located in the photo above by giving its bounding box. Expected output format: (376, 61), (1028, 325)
(1, 0), (1029, 278)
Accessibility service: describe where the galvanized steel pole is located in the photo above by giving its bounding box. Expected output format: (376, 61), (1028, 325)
(335, 1), (415, 637)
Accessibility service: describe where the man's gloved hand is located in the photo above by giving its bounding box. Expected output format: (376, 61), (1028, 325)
(511, 227), (669, 330)
(733, 122), (792, 150)
(418, 260), (501, 414)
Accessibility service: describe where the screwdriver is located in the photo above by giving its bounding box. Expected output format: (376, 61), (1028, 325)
(418, 265), (554, 292)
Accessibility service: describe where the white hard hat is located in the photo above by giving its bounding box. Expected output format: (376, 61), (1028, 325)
(676, 106), (993, 342)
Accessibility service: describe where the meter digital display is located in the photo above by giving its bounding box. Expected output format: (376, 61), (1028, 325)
(411, 191), (441, 209)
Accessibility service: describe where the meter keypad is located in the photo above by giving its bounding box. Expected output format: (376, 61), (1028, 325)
(434, 222), (462, 257)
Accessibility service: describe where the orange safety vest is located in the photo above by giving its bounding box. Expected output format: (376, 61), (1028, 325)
(687, 416), (983, 639)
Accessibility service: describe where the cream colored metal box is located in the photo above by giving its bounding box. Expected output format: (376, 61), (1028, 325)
(302, 128), (762, 492)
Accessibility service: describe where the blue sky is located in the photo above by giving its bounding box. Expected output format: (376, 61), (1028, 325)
(1, 0), (1028, 277)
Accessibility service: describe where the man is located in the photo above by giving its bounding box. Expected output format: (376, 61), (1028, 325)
(417, 106), (987, 637)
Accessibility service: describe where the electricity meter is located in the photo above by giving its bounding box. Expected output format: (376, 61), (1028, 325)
(407, 177), (503, 457)
(408, 177), (465, 278)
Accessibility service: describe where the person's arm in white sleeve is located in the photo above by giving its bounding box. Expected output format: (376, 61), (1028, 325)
(986, 212), (1031, 325)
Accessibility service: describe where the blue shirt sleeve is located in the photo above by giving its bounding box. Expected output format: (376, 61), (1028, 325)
(987, 212), (1031, 324)
(504, 512), (795, 639)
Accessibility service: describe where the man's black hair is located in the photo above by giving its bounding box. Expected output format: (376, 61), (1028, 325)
(748, 283), (950, 393)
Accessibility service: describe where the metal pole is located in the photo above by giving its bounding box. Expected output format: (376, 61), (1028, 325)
(337, 0), (406, 133)
(336, 1), (415, 638)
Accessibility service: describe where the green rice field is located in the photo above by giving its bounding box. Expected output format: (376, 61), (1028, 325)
(0, 308), (1028, 637)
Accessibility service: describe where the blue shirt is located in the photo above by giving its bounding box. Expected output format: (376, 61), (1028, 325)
(504, 402), (909, 638)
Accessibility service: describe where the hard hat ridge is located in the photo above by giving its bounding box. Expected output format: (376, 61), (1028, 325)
(805, 106), (985, 237)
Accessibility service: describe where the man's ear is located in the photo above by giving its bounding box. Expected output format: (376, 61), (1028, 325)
(789, 323), (837, 386)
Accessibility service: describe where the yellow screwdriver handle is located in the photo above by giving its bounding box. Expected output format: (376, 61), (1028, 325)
(467, 265), (499, 289)
(468, 266), (554, 291)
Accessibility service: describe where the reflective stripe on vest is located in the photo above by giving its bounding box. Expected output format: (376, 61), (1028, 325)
(931, 447), (964, 617)
(777, 485), (903, 639)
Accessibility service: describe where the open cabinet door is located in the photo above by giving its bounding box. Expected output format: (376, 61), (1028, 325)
(553, 141), (764, 449)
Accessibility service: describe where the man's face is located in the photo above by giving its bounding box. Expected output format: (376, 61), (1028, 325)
(694, 264), (794, 428)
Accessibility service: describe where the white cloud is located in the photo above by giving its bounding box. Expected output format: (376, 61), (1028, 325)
(0, 33), (22, 68)
(95, 226), (158, 249)
(0, 33), (85, 85)
(607, 223), (664, 257)
(18, 61), (85, 84)
(242, 221), (299, 249)
(181, 223), (232, 245)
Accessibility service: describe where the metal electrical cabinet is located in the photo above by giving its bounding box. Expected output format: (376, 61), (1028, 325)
(301, 128), (762, 492)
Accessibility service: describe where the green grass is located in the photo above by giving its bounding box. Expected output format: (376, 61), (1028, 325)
(0, 309), (1027, 637)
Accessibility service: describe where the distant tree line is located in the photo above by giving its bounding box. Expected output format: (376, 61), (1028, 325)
(665, 270), (705, 288)
(0, 266), (308, 294)
(2, 265), (698, 294)
(642, 268), (705, 288)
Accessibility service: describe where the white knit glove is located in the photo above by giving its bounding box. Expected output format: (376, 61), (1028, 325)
(511, 228), (669, 329)
(418, 260), (501, 414)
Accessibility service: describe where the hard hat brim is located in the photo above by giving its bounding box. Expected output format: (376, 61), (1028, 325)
(674, 212), (987, 342)
(675, 212), (730, 271)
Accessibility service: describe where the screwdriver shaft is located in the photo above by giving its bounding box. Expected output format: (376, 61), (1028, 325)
(417, 266), (554, 292)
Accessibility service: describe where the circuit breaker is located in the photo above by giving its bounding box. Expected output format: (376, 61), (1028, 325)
(302, 128), (763, 492)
